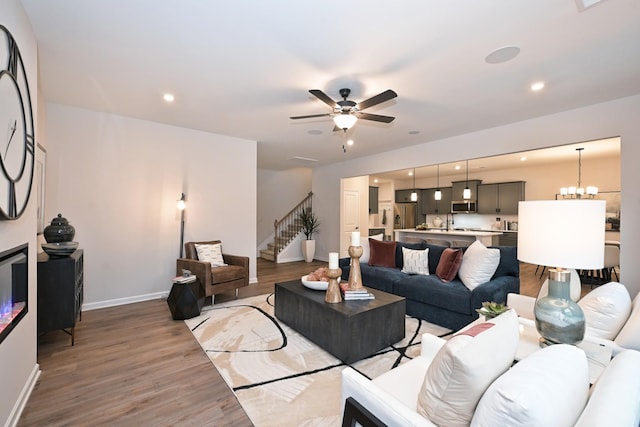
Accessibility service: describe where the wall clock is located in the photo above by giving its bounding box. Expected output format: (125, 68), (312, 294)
(0, 25), (35, 220)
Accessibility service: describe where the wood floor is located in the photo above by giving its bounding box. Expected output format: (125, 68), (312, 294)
(19, 258), (543, 426)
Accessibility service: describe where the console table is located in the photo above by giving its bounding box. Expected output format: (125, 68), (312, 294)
(37, 250), (84, 345)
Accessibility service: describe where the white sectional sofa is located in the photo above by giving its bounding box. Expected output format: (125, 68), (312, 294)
(341, 313), (640, 426)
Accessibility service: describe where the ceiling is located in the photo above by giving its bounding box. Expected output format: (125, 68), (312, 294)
(21, 0), (640, 171)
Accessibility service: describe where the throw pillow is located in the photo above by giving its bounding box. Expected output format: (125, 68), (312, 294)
(360, 234), (384, 264)
(471, 344), (589, 427)
(435, 248), (463, 282)
(578, 281), (631, 340)
(194, 243), (227, 267)
(457, 240), (500, 290)
(401, 247), (430, 275)
(417, 309), (519, 426)
(614, 293), (640, 350)
(368, 239), (396, 268)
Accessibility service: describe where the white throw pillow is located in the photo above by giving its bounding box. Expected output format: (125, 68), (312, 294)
(401, 247), (430, 275)
(615, 293), (640, 350)
(471, 344), (589, 427)
(360, 234), (384, 264)
(457, 240), (501, 290)
(579, 281), (631, 340)
(417, 309), (519, 426)
(194, 243), (227, 267)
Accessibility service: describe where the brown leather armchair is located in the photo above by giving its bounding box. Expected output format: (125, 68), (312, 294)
(176, 240), (249, 299)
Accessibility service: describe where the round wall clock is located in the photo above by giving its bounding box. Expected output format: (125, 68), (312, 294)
(0, 25), (35, 220)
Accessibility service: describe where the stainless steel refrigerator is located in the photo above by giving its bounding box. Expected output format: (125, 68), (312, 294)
(394, 203), (417, 229)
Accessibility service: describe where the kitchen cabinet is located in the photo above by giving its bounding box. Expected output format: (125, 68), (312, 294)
(369, 186), (379, 213)
(395, 189), (416, 203)
(420, 187), (453, 215)
(478, 181), (525, 214)
(451, 180), (481, 201)
(499, 232), (518, 246)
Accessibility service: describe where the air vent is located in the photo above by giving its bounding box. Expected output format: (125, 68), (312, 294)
(288, 156), (319, 163)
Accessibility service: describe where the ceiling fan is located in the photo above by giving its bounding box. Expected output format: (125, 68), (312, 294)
(290, 88), (397, 131)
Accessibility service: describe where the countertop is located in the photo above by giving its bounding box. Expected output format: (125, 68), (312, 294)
(395, 228), (503, 237)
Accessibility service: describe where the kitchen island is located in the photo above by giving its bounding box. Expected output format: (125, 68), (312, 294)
(394, 228), (502, 246)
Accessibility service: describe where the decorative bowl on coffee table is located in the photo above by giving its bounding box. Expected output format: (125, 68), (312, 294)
(301, 275), (328, 290)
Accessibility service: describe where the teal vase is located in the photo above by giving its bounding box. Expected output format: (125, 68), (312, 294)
(534, 269), (585, 346)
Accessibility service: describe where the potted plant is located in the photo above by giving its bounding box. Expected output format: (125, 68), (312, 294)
(299, 208), (320, 262)
(476, 301), (510, 320)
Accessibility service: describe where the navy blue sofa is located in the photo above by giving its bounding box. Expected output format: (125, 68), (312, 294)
(339, 241), (520, 331)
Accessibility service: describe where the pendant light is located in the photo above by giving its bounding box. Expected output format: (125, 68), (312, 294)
(560, 148), (598, 199)
(463, 160), (471, 200)
(435, 164), (442, 201)
(410, 169), (418, 201)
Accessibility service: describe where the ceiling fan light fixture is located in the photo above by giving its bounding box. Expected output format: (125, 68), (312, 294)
(333, 113), (357, 130)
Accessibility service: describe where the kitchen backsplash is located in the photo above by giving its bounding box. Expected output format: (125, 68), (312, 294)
(424, 213), (519, 231)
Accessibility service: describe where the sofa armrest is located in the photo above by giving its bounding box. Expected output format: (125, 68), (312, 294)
(507, 293), (536, 320)
(222, 253), (249, 270)
(176, 258), (212, 288)
(470, 276), (520, 311)
(341, 368), (436, 427)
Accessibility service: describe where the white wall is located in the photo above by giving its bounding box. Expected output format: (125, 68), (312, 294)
(45, 104), (257, 308)
(256, 168), (311, 245)
(312, 95), (640, 297)
(0, 1), (40, 424)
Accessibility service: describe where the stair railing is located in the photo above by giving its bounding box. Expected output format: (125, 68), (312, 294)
(273, 192), (313, 262)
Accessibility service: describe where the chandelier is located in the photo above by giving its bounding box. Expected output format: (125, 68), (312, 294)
(560, 148), (598, 199)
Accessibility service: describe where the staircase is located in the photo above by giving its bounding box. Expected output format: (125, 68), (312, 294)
(260, 192), (313, 263)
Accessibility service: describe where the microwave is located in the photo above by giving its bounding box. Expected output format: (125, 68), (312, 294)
(451, 200), (477, 213)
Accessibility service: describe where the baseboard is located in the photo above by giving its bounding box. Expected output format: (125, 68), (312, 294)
(82, 291), (169, 311)
(6, 364), (40, 427)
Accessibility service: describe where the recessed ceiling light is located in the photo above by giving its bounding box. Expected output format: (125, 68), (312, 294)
(531, 81), (545, 91)
(347, 139), (354, 146)
(308, 129), (323, 135)
(163, 93), (175, 102)
(485, 46), (521, 64)
(374, 178), (379, 183)
(520, 156), (527, 161)
(408, 171), (413, 176)
(455, 165), (461, 170)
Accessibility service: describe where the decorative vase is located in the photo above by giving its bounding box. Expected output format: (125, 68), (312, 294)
(433, 217), (443, 228)
(301, 239), (315, 263)
(43, 213), (76, 243)
(534, 269), (585, 346)
(347, 245), (364, 290)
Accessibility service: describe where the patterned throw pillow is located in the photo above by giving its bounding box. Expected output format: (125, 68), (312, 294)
(194, 243), (227, 267)
(401, 247), (430, 275)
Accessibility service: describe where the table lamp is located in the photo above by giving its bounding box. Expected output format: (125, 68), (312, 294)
(518, 200), (605, 345)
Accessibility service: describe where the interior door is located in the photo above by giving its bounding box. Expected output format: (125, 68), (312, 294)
(342, 189), (360, 256)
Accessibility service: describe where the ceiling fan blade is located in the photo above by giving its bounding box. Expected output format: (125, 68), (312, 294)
(354, 112), (395, 123)
(290, 113), (333, 120)
(357, 89), (398, 110)
(309, 89), (338, 108)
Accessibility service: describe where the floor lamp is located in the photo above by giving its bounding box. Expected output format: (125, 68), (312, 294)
(177, 193), (186, 258)
(518, 199), (605, 345)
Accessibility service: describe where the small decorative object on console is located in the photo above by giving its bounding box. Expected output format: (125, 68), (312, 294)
(347, 232), (364, 290)
(476, 301), (510, 319)
(43, 213), (76, 243)
(325, 252), (342, 303)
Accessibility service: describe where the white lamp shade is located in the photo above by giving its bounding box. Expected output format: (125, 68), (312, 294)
(463, 187), (471, 200)
(517, 200), (606, 269)
(410, 191), (418, 201)
(333, 113), (357, 130)
(434, 190), (442, 201)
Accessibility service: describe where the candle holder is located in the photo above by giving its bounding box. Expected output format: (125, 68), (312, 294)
(325, 268), (343, 303)
(347, 245), (364, 291)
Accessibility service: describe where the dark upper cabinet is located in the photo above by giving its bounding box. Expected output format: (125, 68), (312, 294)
(421, 187), (453, 215)
(478, 181), (525, 214)
(395, 189), (416, 203)
(369, 186), (379, 214)
(451, 180), (481, 201)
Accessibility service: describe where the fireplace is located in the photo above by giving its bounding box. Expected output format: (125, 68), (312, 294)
(0, 243), (28, 344)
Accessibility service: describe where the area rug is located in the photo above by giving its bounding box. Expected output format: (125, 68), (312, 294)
(185, 293), (452, 427)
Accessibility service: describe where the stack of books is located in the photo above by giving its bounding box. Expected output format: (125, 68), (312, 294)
(172, 275), (197, 284)
(343, 288), (375, 300)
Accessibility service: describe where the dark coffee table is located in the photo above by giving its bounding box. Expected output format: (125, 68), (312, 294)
(274, 280), (406, 364)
